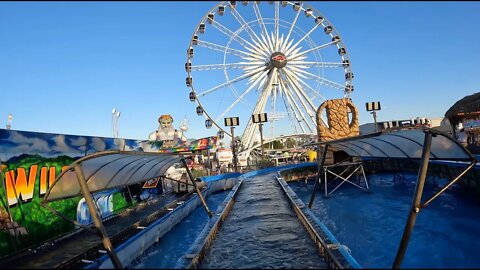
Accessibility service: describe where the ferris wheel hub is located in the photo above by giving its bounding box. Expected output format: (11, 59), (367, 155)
(270, 52), (288, 69)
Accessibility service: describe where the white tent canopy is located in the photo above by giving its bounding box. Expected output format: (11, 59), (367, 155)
(307, 128), (473, 161)
(44, 151), (183, 202)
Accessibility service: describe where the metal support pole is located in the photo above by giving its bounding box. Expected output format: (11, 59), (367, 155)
(259, 123), (265, 160)
(308, 144), (329, 208)
(0, 162), (18, 250)
(231, 127), (238, 173)
(372, 111), (378, 132)
(206, 149), (211, 176)
(181, 159), (212, 217)
(392, 132), (433, 269)
(74, 164), (123, 269)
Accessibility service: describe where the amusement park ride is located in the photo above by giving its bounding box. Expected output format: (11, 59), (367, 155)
(0, 2), (474, 270)
(185, 1), (354, 156)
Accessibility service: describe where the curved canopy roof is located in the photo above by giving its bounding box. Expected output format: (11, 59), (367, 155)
(44, 151), (183, 202)
(445, 92), (480, 120)
(307, 128), (473, 161)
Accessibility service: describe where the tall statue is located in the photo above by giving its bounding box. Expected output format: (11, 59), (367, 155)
(148, 115), (187, 148)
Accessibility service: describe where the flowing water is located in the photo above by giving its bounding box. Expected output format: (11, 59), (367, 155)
(129, 190), (230, 269)
(130, 171), (480, 269)
(289, 172), (480, 268)
(199, 173), (326, 269)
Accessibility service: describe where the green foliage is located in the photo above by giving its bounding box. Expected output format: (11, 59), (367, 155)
(147, 140), (163, 148)
(257, 159), (275, 169)
(191, 169), (208, 179)
(112, 192), (131, 213)
(271, 140), (284, 149)
(285, 138), (297, 148)
(0, 155), (80, 257)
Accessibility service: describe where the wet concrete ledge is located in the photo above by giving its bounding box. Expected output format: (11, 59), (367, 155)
(275, 170), (362, 269)
(176, 163), (361, 269)
(88, 177), (239, 269)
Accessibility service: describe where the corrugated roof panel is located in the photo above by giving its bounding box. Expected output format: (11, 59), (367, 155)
(44, 151), (183, 202)
(309, 129), (472, 161)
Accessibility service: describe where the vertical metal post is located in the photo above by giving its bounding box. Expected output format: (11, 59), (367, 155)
(372, 111), (378, 132)
(181, 159), (212, 217)
(259, 123), (265, 160)
(231, 127), (238, 173)
(206, 149), (211, 176)
(0, 162), (18, 250)
(392, 132), (433, 269)
(126, 185), (135, 205)
(308, 144), (329, 208)
(74, 164), (123, 269)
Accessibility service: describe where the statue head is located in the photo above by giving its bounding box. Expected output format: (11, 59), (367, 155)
(158, 115), (174, 129)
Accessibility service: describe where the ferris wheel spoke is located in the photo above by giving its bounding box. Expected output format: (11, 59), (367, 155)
(277, 33), (285, 54)
(266, 32), (276, 53)
(287, 65), (346, 90)
(197, 40), (251, 58)
(278, 85), (300, 134)
(288, 69), (327, 103)
(274, 1), (280, 51)
(284, 23), (322, 56)
(279, 82), (302, 134)
(287, 61), (345, 68)
(282, 68), (317, 113)
(191, 62), (264, 71)
(271, 32), (278, 53)
(278, 77), (308, 133)
(229, 4), (264, 47)
(261, 34), (275, 55)
(214, 68), (271, 123)
(197, 69), (262, 97)
(280, 71), (315, 131)
(209, 20), (260, 55)
(288, 41), (337, 61)
(247, 36), (271, 58)
(242, 84), (272, 148)
(252, 2), (269, 42)
(283, 68), (328, 126)
(281, 70), (317, 130)
(281, 2), (303, 52)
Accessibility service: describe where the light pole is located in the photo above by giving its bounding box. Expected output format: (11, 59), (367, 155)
(112, 108), (116, 137)
(112, 109), (121, 138)
(6, 114), (12, 130)
(252, 113), (268, 160)
(115, 111), (121, 138)
(366, 102), (381, 132)
(224, 117), (239, 172)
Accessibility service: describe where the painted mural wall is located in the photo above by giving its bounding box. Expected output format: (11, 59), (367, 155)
(0, 128), (217, 257)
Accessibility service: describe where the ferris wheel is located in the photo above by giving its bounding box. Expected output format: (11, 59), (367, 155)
(186, 1), (353, 150)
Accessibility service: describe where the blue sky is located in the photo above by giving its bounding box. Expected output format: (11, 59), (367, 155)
(1, 1), (479, 140)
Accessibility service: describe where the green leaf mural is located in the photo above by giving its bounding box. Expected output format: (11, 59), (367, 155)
(0, 154), (132, 257)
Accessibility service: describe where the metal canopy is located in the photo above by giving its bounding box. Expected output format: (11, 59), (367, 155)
(44, 150), (183, 202)
(307, 128), (472, 161)
(305, 128), (477, 268)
